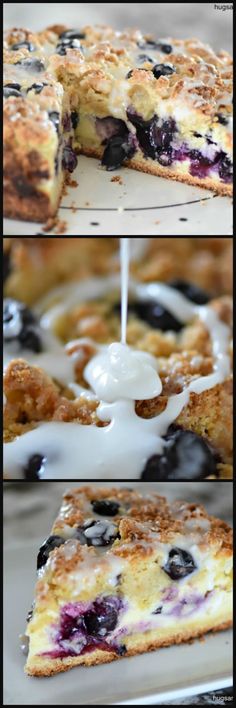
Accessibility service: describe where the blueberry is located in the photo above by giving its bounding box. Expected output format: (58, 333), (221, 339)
(3, 299), (42, 353)
(84, 598), (118, 637)
(101, 135), (135, 170)
(126, 68), (149, 79)
(218, 154), (233, 182)
(157, 43), (173, 54)
(216, 113), (229, 126)
(168, 279), (210, 304)
(152, 606), (162, 614)
(71, 110), (79, 129)
(76, 519), (120, 547)
(15, 58), (45, 71)
(116, 644), (127, 655)
(11, 40), (35, 51)
(163, 547), (196, 580)
(26, 82), (48, 94)
(138, 54), (154, 64)
(56, 44), (67, 55)
(96, 116), (128, 143)
(56, 38), (82, 53)
(128, 299), (182, 332)
(23, 454), (46, 481)
(141, 430), (218, 481)
(37, 535), (65, 569)
(48, 111), (60, 133)
(152, 64), (175, 79)
(3, 86), (22, 98)
(126, 110), (157, 159)
(59, 29), (86, 40)
(157, 149), (173, 166)
(91, 500), (120, 516)
(62, 145), (78, 172)
(138, 40), (172, 54)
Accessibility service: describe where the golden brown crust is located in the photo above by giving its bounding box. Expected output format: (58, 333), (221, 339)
(81, 146), (233, 197)
(25, 620), (232, 676)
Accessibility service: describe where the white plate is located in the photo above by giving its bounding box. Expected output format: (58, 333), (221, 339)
(3, 156), (233, 236)
(4, 540), (233, 705)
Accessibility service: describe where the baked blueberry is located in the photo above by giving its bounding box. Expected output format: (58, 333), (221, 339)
(128, 298), (183, 332)
(37, 535), (65, 570)
(138, 53), (154, 63)
(157, 149), (173, 166)
(11, 40), (35, 51)
(116, 644), (127, 655)
(152, 64), (175, 79)
(62, 145), (78, 172)
(152, 606), (162, 614)
(138, 39), (172, 54)
(126, 110), (157, 159)
(91, 500), (120, 516)
(218, 154), (233, 182)
(23, 454), (46, 481)
(3, 86), (22, 98)
(163, 547), (196, 580)
(48, 111), (60, 133)
(71, 110), (79, 129)
(101, 135), (135, 170)
(4, 82), (21, 91)
(15, 58), (45, 71)
(84, 598), (119, 636)
(168, 279), (210, 304)
(140, 430), (218, 481)
(59, 29), (86, 40)
(3, 299), (42, 353)
(26, 82), (48, 94)
(76, 519), (120, 547)
(56, 44), (67, 55)
(216, 113), (229, 126)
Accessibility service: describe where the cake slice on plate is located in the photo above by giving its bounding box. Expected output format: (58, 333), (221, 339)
(23, 486), (232, 676)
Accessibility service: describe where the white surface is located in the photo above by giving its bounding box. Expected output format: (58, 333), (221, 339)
(4, 540), (233, 706)
(3, 156), (233, 236)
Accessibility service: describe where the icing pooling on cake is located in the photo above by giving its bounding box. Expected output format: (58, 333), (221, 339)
(3, 238), (231, 479)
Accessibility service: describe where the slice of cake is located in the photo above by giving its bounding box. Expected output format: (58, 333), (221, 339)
(23, 486), (233, 676)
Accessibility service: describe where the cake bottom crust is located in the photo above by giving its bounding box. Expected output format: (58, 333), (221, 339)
(25, 619), (232, 677)
(82, 146), (232, 197)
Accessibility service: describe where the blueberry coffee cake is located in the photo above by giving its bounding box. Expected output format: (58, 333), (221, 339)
(3, 266), (233, 480)
(23, 486), (233, 676)
(3, 25), (233, 220)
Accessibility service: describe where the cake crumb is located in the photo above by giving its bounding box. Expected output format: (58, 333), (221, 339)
(111, 175), (123, 185)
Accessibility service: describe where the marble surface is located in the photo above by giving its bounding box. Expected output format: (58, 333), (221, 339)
(4, 2), (233, 53)
(3, 481), (233, 703)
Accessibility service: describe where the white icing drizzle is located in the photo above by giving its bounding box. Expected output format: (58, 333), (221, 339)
(120, 238), (129, 345)
(3, 240), (231, 480)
